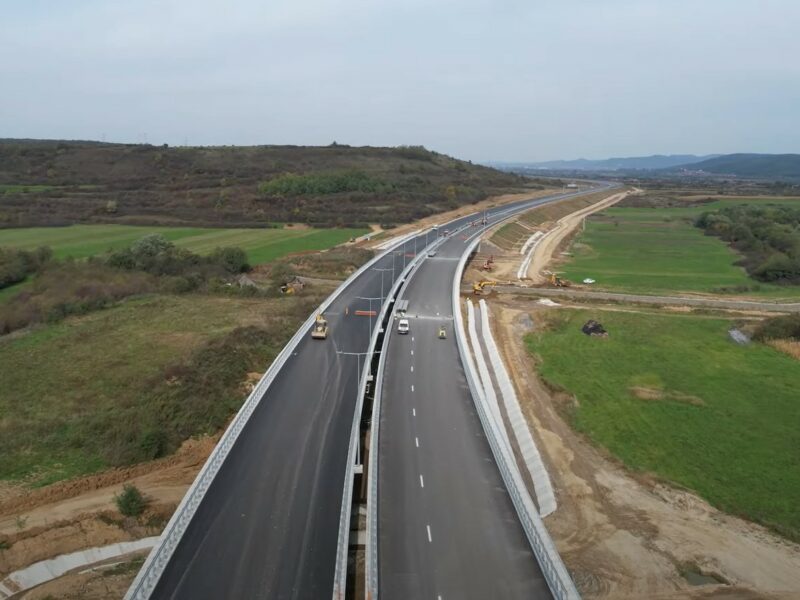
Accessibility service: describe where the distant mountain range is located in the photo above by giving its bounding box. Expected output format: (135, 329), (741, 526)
(497, 153), (800, 180)
(669, 153), (800, 179)
(508, 154), (719, 171)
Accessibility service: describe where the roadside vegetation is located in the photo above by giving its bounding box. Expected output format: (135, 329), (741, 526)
(0, 229), (342, 485)
(562, 192), (800, 297)
(0, 290), (327, 486)
(526, 308), (800, 542)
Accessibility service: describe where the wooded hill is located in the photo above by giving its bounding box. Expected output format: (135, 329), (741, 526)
(0, 140), (537, 228)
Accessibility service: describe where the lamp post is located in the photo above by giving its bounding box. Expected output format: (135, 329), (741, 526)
(337, 349), (378, 466)
(356, 295), (382, 339)
(372, 268), (393, 304)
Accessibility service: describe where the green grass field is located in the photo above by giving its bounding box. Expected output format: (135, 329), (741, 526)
(0, 225), (367, 265)
(563, 198), (800, 298)
(527, 309), (800, 541)
(0, 293), (319, 485)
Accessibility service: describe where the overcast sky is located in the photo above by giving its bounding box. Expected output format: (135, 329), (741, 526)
(1, 0), (798, 162)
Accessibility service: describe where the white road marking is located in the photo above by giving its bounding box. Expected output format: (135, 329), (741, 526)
(415, 437), (419, 447)
(412, 336), (415, 342)
(411, 350), (414, 355)
(411, 384), (415, 392)
(427, 525), (432, 543)
(410, 365), (414, 373)
(412, 408), (416, 417)
(419, 475), (424, 488)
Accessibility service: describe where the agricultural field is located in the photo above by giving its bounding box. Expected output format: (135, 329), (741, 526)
(0, 224), (367, 265)
(563, 197), (800, 298)
(526, 309), (800, 542)
(0, 292), (326, 487)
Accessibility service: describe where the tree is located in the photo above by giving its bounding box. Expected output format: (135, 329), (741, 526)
(114, 484), (147, 517)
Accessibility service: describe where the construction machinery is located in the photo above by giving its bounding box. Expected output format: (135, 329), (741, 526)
(549, 273), (572, 288)
(311, 314), (329, 339)
(480, 255), (494, 272)
(472, 280), (498, 295)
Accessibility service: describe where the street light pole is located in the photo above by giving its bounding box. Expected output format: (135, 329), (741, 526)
(356, 296), (382, 340)
(337, 349), (377, 466)
(372, 268), (392, 304)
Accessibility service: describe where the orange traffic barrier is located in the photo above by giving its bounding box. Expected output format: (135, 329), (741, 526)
(354, 310), (377, 316)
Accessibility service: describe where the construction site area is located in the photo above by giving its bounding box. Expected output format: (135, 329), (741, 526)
(459, 187), (800, 599)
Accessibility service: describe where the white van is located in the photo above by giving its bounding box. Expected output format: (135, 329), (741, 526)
(397, 318), (410, 334)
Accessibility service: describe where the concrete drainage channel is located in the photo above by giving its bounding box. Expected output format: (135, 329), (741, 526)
(0, 537), (158, 599)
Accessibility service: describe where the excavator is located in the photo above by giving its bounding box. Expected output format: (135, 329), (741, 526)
(548, 273), (572, 288)
(311, 314), (329, 339)
(480, 255), (494, 272)
(472, 280), (498, 295)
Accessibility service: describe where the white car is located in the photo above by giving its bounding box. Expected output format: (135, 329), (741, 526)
(428, 250), (437, 257)
(397, 318), (410, 334)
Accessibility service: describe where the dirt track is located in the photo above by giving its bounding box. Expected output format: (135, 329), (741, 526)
(489, 299), (800, 599)
(524, 189), (632, 283)
(489, 286), (800, 313)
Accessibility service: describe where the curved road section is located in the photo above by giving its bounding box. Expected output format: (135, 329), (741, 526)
(129, 187), (605, 600)
(378, 231), (551, 598)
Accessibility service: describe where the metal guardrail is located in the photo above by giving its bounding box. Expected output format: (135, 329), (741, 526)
(452, 238), (581, 600)
(333, 232), (441, 600)
(125, 235), (424, 600)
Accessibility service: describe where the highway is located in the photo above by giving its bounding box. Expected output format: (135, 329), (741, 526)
(146, 235), (422, 599)
(377, 228), (551, 598)
(133, 187), (604, 599)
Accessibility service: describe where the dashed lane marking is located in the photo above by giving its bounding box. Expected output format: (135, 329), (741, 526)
(415, 437), (419, 447)
(419, 474), (424, 488)
(427, 525), (432, 543)
(412, 408), (416, 417)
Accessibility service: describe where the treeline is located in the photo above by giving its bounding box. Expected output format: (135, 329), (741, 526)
(696, 204), (800, 284)
(0, 246), (51, 289)
(0, 235), (254, 334)
(258, 170), (392, 197)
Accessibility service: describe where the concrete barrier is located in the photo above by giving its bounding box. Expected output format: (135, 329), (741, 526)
(478, 299), (557, 516)
(453, 238), (579, 600)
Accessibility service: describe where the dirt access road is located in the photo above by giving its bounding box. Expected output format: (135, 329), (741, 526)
(524, 188), (633, 283)
(489, 298), (800, 599)
(490, 286), (800, 314)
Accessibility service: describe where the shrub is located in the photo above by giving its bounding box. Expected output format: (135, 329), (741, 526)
(0, 246), (52, 289)
(114, 483), (147, 517)
(753, 314), (800, 342)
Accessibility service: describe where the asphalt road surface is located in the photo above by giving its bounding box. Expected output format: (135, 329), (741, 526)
(377, 230), (553, 598)
(146, 188), (604, 599)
